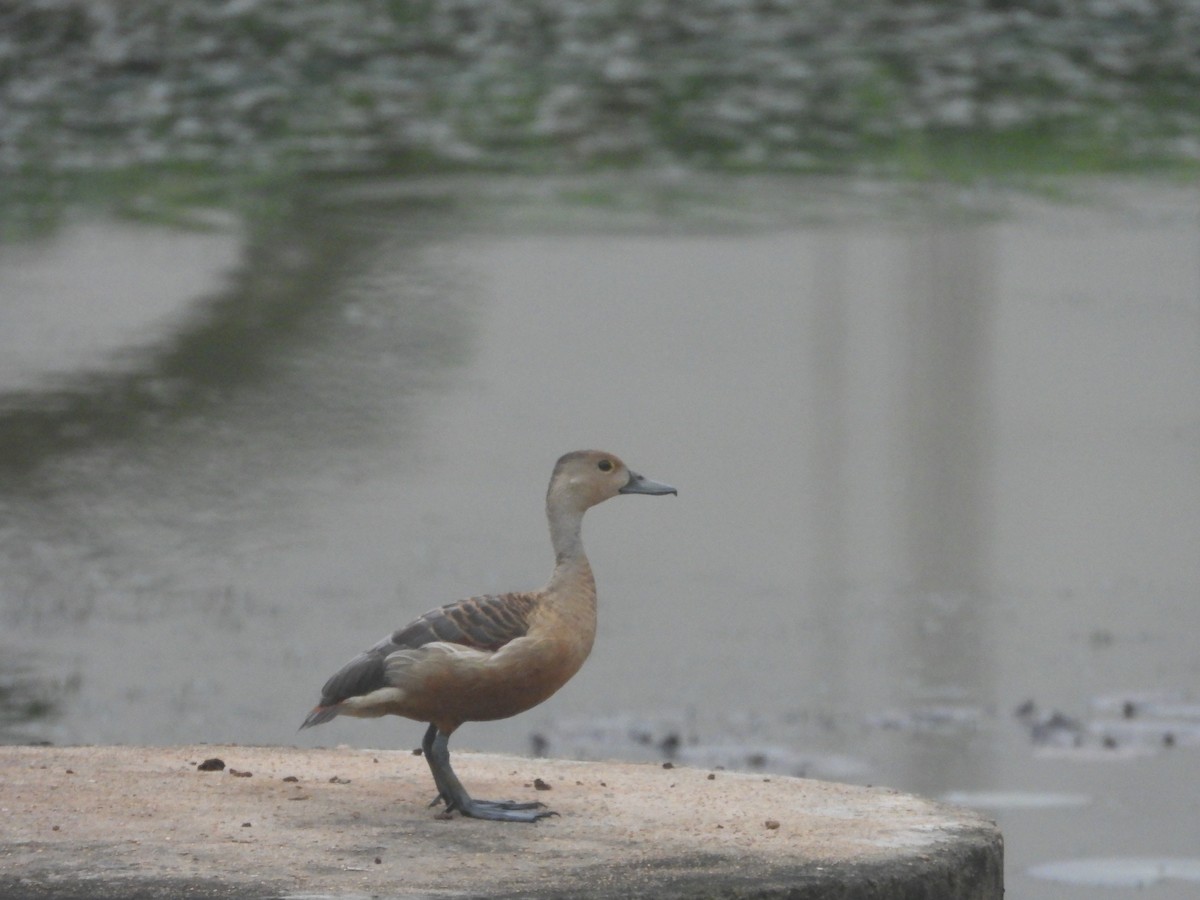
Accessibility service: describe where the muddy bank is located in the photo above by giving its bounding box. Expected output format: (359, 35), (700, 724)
(3, 1), (1199, 174)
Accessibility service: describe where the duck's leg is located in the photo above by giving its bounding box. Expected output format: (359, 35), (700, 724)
(421, 724), (512, 811)
(421, 725), (555, 822)
(421, 724), (451, 808)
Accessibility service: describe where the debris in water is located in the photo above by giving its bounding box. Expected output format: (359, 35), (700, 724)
(1015, 702), (1083, 747)
(659, 732), (681, 758)
(533, 712), (869, 780)
(1018, 694), (1200, 755)
(868, 704), (982, 735)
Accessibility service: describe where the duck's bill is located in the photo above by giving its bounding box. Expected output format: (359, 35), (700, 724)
(619, 471), (678, 496)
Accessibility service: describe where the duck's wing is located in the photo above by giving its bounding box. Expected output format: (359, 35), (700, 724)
(388, 591), (537, 654)
(301, 593), (537, 726)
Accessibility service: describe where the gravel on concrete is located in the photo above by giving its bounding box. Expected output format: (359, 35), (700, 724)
(0, 744), (1002, 899)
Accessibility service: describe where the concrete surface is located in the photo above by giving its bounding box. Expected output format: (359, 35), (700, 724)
(0, 744), (1002, 899)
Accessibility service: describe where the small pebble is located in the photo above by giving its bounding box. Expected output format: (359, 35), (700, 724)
(765, 819), (781, 830)
(533, 778), (551, 791)
(197, 758), (225, 772)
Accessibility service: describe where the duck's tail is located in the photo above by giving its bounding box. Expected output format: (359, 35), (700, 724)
(299, 705), (340, 730)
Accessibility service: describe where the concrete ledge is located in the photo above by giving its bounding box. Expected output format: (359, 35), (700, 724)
(0, 744), (1002, 899)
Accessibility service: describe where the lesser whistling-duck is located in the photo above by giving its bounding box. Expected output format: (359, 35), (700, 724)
(300, 450), (676, 822)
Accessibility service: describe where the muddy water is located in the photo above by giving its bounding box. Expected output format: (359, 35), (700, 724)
(1, 179), (1198, 898)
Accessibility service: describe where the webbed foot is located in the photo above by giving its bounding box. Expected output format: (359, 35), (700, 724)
(452, 797), (558, 822)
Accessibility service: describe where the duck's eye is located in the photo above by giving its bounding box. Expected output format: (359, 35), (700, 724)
(597, 459), (613, 472)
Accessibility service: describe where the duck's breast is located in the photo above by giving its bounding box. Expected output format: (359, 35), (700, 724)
(381, 629), (591, 729)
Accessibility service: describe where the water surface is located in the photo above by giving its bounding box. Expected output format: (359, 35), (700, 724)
(1, 177), (1198, 899)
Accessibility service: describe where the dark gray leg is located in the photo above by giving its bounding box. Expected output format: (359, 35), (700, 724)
(422, 724), (451, 808)
(421, 726), (555, 822)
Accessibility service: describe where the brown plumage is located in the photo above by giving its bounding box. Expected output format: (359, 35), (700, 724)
(300, 450), (676, 822)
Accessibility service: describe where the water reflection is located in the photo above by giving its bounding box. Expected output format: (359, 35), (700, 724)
(800, 200), (999, 795)
(0, 195), (471, 479)
(0, 653), (80, 740)
(899, 205), (995, 598)
(895, 204), (997, 794)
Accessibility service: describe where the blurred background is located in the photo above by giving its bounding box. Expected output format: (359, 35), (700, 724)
(1, 3), (1199, 897)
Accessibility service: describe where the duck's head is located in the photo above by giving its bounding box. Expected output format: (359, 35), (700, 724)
(548, 450), (677, 512)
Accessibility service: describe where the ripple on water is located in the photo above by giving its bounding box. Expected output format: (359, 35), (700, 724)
(1028, 857), (1200, 888)
(940, 790), (1091, 810)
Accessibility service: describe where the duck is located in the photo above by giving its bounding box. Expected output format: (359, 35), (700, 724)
(300, 450), (676, 821)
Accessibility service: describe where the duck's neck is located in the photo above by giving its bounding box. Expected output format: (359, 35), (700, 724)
(546, 499), (595, 592)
